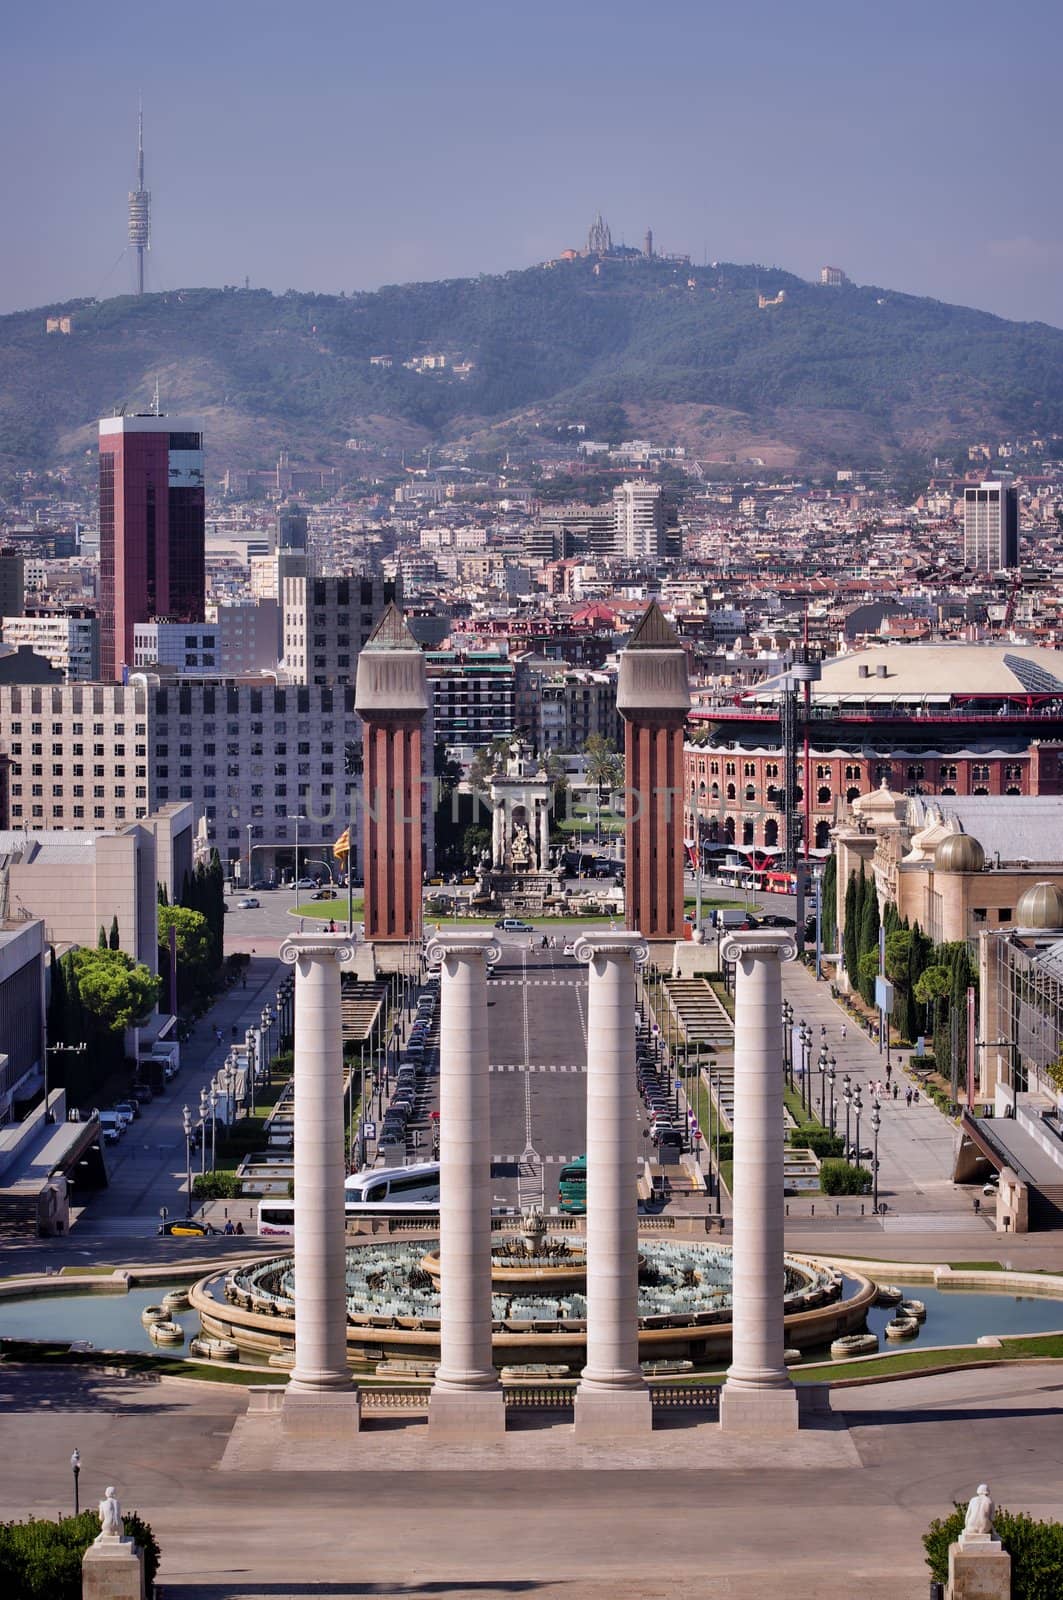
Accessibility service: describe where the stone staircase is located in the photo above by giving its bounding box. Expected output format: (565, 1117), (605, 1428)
(340, 978), (387, 1045)
(662, 977), (734, 1051)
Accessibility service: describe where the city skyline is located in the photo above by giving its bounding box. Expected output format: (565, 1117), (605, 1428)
(2, 0), (1063, 325)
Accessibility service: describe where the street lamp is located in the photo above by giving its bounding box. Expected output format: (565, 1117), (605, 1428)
(799, 1022), (812, 1115)
(287, 812), (305, 899)
(224, 1056), (236, 1126)
(782, 999), (793, 1086)
(182, 1105), (193, 1217)
(826, 1054), (837, 1137)
(843, 1075), (852, 1158)
(70, 1449), (80, 1516)
(871, 1098), (882, 1212)
(817, 1044), (829, 1125)
(209, 1085), (218, 1173)
(853, 1088), (864, 1171)
(198, 1087), (209, 1179)
(246, 822), (253, 888)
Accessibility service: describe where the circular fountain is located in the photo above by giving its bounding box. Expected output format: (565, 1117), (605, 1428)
(191, 1211), (876, 1372)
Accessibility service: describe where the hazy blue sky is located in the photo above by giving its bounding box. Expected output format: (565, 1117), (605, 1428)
(4, 0), (1062, 324)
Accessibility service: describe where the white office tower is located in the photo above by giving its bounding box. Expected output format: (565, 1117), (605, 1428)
(964, 479), (1019, 571)
(613, 480), (666, 560)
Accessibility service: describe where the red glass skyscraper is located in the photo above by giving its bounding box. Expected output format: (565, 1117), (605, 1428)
(98, 414), (205, 680)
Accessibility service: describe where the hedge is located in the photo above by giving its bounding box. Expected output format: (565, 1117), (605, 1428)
(925, 1506), (1063, 1597)
(819, 1159), (872, 1195)
(0, 1510), (160, 1598)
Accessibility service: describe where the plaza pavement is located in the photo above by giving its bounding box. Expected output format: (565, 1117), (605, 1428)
(2, 1360), (1062, 1599)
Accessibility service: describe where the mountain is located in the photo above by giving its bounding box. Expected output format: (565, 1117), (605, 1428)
(3, 257), (1063, 478)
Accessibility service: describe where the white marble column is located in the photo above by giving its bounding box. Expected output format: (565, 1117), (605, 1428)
(719, 929), (799, 1434)
(574, 931), (653, 1438)
(538, 799), (551, 872)
(426, 929), (505, 1436)
(280, 936), (360, 1427)
(492, 802), (505, 869)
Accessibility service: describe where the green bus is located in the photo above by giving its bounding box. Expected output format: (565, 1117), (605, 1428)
(558, 1156), (587, 1214)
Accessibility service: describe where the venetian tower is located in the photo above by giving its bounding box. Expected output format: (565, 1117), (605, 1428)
(618, 601), (691, 942)
(354, 603), (428, 941)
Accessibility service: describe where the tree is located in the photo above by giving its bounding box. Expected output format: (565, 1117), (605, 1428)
(584, 733), (623, 796)
(843, 870), (859, 983)
(158, 904), (211, 969)
(108, 914), (120, 950)
(467, 738), (513, 793)
(97, 926), (107, 950)
(70, 948), (160, 1033)
(857, 876), (880, 1006)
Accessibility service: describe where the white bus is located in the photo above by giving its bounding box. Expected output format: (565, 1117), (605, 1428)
(257, 1199), (296, 1237)
(344, 1161), (441, 1214)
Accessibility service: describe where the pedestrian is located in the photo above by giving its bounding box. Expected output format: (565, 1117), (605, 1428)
(905, 1087), (913, 1108)
(235, 1220), (245, 1236)
(892, 1082), (899, 1101)
(329, 918), (336, 933)
(223, 1218), (235, 1236)
(840, 1024), (846, 1042)
(885, 1060), (891, 1083)
(914, 1088), (920, 1105)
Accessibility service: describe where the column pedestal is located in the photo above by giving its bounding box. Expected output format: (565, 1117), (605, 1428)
(574, 931), (653, 1441)
(947, 1535), (1012, 1599)
(427, 931), (506, 1440)
(280, 936), (360, 1430)
(82, 1540), (144, 1600)
(719, 930), (799, 1437)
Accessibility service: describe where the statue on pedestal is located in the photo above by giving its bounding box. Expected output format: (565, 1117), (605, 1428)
(96, 1487), (123, 1542)
(962, 1483), (995, 1542)
(511, 824), (532, 872)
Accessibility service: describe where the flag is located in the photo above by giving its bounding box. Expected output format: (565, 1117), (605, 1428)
(333, 827), (350, 863)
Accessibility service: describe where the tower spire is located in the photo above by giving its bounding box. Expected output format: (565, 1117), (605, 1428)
(128, 97), (151, 295)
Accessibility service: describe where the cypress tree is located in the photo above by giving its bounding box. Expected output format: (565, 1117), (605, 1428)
(109, 915), (120, 950)
(858, 882), (880, 1007)
(843, 870), (859, 982)
(98, 926), (108, 949)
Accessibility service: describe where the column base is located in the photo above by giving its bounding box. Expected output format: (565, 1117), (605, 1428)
(947, 1536), (1011, 1599)
(719, 1380), (799, 1435)
(428, 1385), (506, 1439)
(82, 1539), (145, 1600)
(282, 1385), (362, 1436)
(574, 1383), (653, 1440)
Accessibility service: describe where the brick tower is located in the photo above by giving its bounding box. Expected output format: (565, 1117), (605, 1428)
(354, 604), (428, 942)
(618, 601), (691, 941)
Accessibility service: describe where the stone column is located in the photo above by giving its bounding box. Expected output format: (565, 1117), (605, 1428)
(719, 929), (799, 1434)
(492, 801), (505, 869)
(280, 935), (361, 1428)
(427, 929), (505, 1437)
(538, 798), (551, 872)
(574, 931), (653, 1438)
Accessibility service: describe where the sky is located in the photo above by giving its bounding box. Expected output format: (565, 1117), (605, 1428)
(3, 0), (1063, 325)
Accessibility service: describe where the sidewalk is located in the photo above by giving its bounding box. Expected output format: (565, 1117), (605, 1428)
(77, 956), (284, 1235)
(781, 959), (972, 1218)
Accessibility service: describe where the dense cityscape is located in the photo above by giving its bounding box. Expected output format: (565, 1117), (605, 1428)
(2, 12), (1063, 1597)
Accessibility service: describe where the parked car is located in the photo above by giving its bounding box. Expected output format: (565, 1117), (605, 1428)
(236, 896), (260, 910)
(113, 1099), (139, 1122)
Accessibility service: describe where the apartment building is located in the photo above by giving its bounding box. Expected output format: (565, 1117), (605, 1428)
(1, 613), (100, 681)
(132, 601), (279, 677)
(281, 572), (400, 685)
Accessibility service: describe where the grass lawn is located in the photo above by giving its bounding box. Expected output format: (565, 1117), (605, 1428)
(293, 898), (364, 920)
(58, 1267), (118, 1278)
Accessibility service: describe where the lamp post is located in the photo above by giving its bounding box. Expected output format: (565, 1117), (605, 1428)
(198, 1087), (209, 1179)
(246, 822), (253, 888)
(209, 1085), (218, 1173)
(799, 1022), (812, 1115)
(843, 1075), (852, 1159)
(713, 1062), (722, 1216)
(826, 1054), (837, 1137)
(871, 1098), (882, 1213)
(782, 999), (793, 1087)
(817, 1044), (828, 1126)
(225, 1056), (236, 1127)
(182, 1104), (193, 1217)
(853, 1088), (864, 1172)
(287, 812), (305, 901)
(70, 1449), (80, 1516)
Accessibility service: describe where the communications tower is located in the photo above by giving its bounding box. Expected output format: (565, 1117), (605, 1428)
(128, 101), (151, 294)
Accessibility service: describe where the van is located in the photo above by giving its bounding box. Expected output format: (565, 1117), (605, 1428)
(709, 908), (750, 931)
(97, 1111), (123, 1143)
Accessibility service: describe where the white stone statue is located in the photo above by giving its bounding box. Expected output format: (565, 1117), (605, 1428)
(511, 824), (532, 870)
(96, 1486), (123, 1542)
(963, 1483), (995, 1540)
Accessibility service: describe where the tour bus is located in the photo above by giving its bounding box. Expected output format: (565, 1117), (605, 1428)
(343, 1161), (441, 1214)
(557, 1156), (587, 1215)
(257, 1200), (295, 1237)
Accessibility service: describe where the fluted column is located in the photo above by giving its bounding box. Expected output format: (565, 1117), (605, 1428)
(280, 935), (360, 1427)
(574, 931), (653, 1438)
(538, 799), (550, 872)
(492, 802), (505, 869)
(719, 929), (799, 1434)
(426, 929), (505, 1437)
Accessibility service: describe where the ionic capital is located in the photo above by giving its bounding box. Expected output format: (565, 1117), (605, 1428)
(426, 930), (502, 968)
(720, 931), (797, 965)
(280, 936), (355, 966)
(574, 931), (649, 967)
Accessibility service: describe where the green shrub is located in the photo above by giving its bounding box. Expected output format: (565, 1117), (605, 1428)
(819, 1159), (871, 1195)
(0, 1510), (160, 1598)
(192, 1171), (241, 1199)
(925, 1505), (1063, 1597)
(802, 1128), (845, 1159)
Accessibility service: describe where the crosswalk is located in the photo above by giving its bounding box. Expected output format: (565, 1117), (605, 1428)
(488, 978), (585, 987)
(492, 1153), (582, 1165)
(489, 1063), (586, 1073)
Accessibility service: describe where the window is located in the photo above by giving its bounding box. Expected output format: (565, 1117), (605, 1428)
(997, 908), (1012, 922)
(972, 908), (987, 924)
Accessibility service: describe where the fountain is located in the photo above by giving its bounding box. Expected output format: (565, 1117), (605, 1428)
(190, 1219), (873, 1371)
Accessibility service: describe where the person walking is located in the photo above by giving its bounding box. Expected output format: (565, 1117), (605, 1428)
(892, 1082), (899, 1101)
(840, 1023), (847, 1042)
(905, 1086), (913, 1109)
